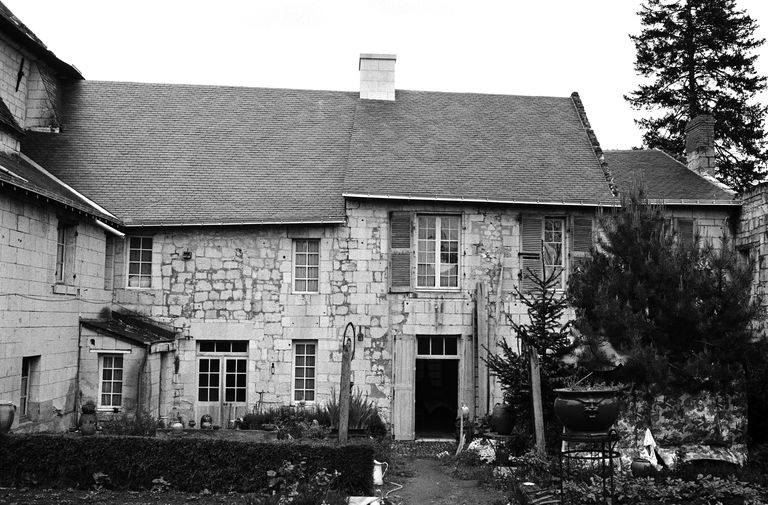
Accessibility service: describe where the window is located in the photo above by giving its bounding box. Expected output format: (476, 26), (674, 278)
(197, 340), (248, 405)
(294, 239), (320, 293)
(676, 218), (696, 246)
(542, 217), (565, 288)
(19, 356), (39, 418)
(416, 336), (459, 357)
(520, 215), (592, 291)
(416, 215), (459, 288)
(293, 340), (316, 402)
(99, 354), (123, 409)
(127, 236), (153, 288)
(55, 222), (76, 284)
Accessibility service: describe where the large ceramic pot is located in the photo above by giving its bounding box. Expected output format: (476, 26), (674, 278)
(553, 387), (622, 433)
(0, 402), (16, 433)
(490, 403), (515, 435)
(79, 412), (98, 435)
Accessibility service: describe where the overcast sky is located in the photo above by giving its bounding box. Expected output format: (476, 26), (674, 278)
(5, 0), (768, 150)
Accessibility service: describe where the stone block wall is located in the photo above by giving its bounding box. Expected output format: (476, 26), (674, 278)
(0, 31), (61, 135)
(0, 191), (112, 432)
(108, 201), (732, 432)
(736, 185), (768, 324)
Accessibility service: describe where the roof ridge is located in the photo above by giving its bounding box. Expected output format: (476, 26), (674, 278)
(570, 91), (617, 197)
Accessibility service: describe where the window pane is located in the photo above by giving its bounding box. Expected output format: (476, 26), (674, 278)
(210, 389), (219, 402)
(306, 344), (315, 354)
(113, 383), (122, 394)
(113, 395), (122, 407)
(142, 237), (153, 249)
(295, 378), (304, 389)
(305, 391), (314, 402)
(236, 359), (246, 372)
(295, 280), (307, 292)
(237, 374), (246, 387)
(226, 360), (236, 373)
(296, 368), (304, 377)
(226, 375), (235, 387)
(232, 342), (248, 353)
(199, 359), (210, 372)
(114, 356), (123, 367)
(445, 337), (458, 355)
(307, 280), (319, 292)
(103, 383), (112, 393)
(236, 389), (246, 402)
(296, 344), (305, 355)
(431, 337), (444, 355)
(225, 390), (235, 402)
(199, 390), (208, 402)
(307, 240), (319, 253)
(295, 390), (304, 401)
(306, 355), (315, 366)
(418, 337), (430, 355)
(141, 250), (152, 262)
(210, 360), (220, 372)
(130, 237), (141, 249)
(113, 369), (123, 381)
(199, 375), (208, 387)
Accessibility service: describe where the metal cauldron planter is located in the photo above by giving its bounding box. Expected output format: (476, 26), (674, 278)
(0, 402), (16, 433)
(553, 386), (624, 433)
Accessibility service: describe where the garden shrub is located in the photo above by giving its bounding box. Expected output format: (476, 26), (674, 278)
(99, 412), (157, 437)
(0, 434), (373, 495)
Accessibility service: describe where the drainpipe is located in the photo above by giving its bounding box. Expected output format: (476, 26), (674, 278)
(74, 322), (83, 429)
(136, 344), (149, 416)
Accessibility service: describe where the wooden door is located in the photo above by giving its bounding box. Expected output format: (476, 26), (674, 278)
(460, 335), (476, 420)
(393, 335), (415, 440)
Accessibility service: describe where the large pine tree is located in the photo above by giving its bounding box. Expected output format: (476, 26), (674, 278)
(626, 0), (768, 191)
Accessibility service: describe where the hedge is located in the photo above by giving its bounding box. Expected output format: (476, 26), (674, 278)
(0, 434), (374, 495)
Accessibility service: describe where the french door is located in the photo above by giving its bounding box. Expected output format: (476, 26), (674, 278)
(197, 354), (247, 426)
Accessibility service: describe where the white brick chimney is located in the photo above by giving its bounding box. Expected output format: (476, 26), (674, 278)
(359, 53), (396, 101)
(685, 115), (716, 177)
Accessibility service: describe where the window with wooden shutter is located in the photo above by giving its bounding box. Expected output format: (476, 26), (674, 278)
(389, 212), (413, 292)
(676, 218), (696, 246)
(570, 216), (593, 273)
(519, 215), (543, 292)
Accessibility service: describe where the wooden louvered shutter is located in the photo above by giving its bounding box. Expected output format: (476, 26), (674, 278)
(677, 218), (695, 246)
(389, 212), (413, 292)
(570, 216), (593, 273)
(520, 215), (543, 293)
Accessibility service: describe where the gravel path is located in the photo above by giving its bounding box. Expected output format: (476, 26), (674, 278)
(384, 458), (509, 505)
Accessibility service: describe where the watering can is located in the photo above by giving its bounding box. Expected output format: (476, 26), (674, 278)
(373, 459), (388, 486)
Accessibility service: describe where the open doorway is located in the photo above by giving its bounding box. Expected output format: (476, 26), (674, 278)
(414, 335), (459, 438)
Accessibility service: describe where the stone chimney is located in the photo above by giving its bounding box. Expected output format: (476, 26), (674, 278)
(685, 114), (716, 177)
(359, 54), (396, 101)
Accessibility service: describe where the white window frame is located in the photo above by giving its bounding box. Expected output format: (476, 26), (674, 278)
(293, 239), (320, 293)
(292, 340), (317, 403)
(416, 335), (460, 360)
(543, 216), (566, 290)
(98, 354), (124, 411)
(416, 214), (460, 289)
(196, 341), (249, 405)
(127, 236), (153, 288)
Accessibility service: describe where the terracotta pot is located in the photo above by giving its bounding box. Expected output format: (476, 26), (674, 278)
(79, 412), (98, 436)
(0, 402), (16, 433)
(553, 387), (622, 433)
(490, 403), (515, 435)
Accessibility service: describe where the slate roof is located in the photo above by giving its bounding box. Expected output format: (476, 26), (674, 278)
(0, 151), (118, 223)
(344, 91), (616, 206)
(23, 82), (622, 226)
(0, 97), (23, 136)
(23, 81), (357, 226)
(81, 310), (176, 346)
(605, 149), (737, 205)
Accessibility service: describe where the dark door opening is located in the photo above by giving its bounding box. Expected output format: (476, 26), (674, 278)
(415, 359), (458, 437)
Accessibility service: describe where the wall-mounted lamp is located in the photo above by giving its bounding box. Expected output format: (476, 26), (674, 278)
(182, 249), (192, 261)
(270, 363), (275, 375)
(183, 327), (192, 340)
(343, 322), (366, 357)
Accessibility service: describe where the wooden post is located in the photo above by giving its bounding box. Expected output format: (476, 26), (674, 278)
(529, 349), (546, 456)
(338, 339), (352, 444)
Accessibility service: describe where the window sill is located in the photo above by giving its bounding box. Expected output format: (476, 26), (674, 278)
(52, 284), (78, 296)
(97, 407), (122, 413)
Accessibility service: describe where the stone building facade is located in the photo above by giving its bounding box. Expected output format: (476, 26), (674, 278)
(0, 2), (747, 441)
